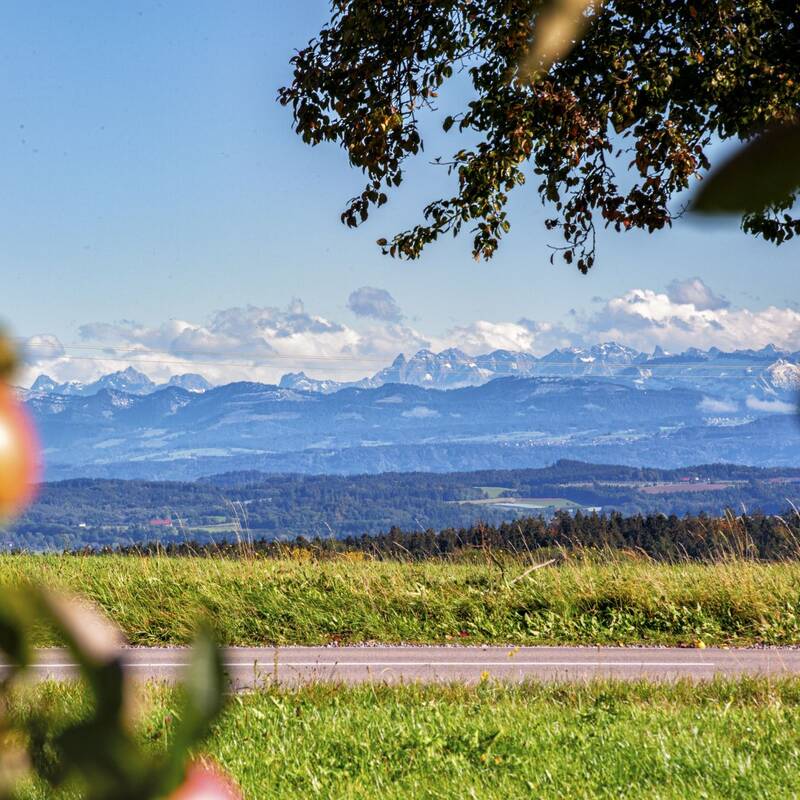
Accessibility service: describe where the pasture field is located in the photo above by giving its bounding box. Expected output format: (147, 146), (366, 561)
(475, 485), (512, 498)
(11, 678), (800, 799)
(461, 496), (584, 508)
(3, 553), (800, 647)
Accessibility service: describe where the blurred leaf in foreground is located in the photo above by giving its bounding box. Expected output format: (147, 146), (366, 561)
(0, 589), (237, 799)
(521, 0), (603, 80)
(0, 335), (16, 383)
(691, 124), (800, 214)
(0, 332), (40, 519)
(0, 331), (238, 796)
(160, 626), (227, 792)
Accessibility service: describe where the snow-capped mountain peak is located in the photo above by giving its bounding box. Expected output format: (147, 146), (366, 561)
(93, 367), (156, 395)
(165, 373), (212, 393)
(25, 344), (800, 404)
(26, 369), (210, 398)
(762, 359), (800, 392)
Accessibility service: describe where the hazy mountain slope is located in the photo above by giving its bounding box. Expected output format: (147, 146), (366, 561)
(26, 373), (800, 480)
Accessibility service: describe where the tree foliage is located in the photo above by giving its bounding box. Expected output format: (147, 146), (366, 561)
(105, 509), (800, 563)
(279, 0), (800, 271)
(0, 589), (232, 799)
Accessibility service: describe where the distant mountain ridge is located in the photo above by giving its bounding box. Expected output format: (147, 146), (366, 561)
(30, 343), (800, 401)
(279, 342), (800, 404)
(24, 341), (800, 482)
(29, 367), (211, 397)
(25, 363), (800, 481)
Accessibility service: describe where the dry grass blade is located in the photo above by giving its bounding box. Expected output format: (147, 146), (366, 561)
(508, 558), (558, 586)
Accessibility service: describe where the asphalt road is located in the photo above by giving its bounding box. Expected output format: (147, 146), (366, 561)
(7, 646), (800, 687)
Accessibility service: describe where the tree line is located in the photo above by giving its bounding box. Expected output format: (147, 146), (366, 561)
(79, 510), (800, 562)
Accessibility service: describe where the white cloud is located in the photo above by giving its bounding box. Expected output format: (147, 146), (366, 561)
(588, 288), (800, 353)
(347, 287), (404, 322)
(666, 278), (729, 311)
(745, 396), (796, 414)
(20, 301), (430, 388)
(438, 319), (572, 356)
(402, 406), (439, 418)
(698, 397), (739, 414)
(22, 334), (65, 361)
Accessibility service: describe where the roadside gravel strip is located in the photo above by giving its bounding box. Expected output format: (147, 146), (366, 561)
(8, 646), (800, 687)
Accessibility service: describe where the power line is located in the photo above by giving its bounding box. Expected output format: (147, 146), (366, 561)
(14, 352), (792, 381)
(16, 339), (796, 379)
(17, 341), (395, 365)
(18, 343), (795, 371)
(19, 354), (378, 373)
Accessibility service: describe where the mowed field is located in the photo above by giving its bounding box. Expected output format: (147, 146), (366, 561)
(640, 482), (733, 494)
(4, 553), (800, 647)
(11, 679), (800, 799)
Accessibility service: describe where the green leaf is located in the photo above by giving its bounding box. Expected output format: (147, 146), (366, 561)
(180, 627), (226, 734)
(691, 124), (800, 214)
(56, 723), (148, 800)
(160, 627), (226, 790)
(34, 589), (127, 720)
(0, 590), (31, 669)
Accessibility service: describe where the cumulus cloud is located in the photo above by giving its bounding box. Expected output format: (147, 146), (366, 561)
(439, 319), (572, 356)
(78, 300), (349, 356)
(347, 287), (404, 322)
(21, 300), (432, 387)
(22, 334), (65, 361)
(666, 277), (729, 311)
(588, 287), (800, 353)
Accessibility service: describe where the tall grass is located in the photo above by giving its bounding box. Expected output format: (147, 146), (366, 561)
(12, 678), (800, 799)
(3, 552), (800, 646)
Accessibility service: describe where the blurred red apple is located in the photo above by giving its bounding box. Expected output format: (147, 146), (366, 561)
(0, 383), (40, 517)
(168, 762), (242, 800)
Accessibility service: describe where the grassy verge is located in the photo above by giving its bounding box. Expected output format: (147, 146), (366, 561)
(3, 553), (800, 647)
(12, 678), (800, 798)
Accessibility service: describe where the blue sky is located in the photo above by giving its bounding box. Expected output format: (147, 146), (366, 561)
(2, 1), (798, 385)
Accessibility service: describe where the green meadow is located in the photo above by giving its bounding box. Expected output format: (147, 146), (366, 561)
(11, 678), (800, 799)
(3, 553), (800, 647)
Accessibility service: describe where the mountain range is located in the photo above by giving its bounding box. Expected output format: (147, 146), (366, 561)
(27, 343), (800, 405)
(28, 367), (211, 397)
(24, 368), (800, 483)
(279, 343), (800, 404)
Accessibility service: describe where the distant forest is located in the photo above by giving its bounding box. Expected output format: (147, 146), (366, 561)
(5, 461), (800, 551)
(93, 511), (800, 562)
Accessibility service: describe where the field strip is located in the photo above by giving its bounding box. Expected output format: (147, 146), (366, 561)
(14, 660), (717, 669)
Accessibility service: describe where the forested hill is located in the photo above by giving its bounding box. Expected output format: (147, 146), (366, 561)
(8, 461), (800, 551)
(113, 511), (800, 563)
